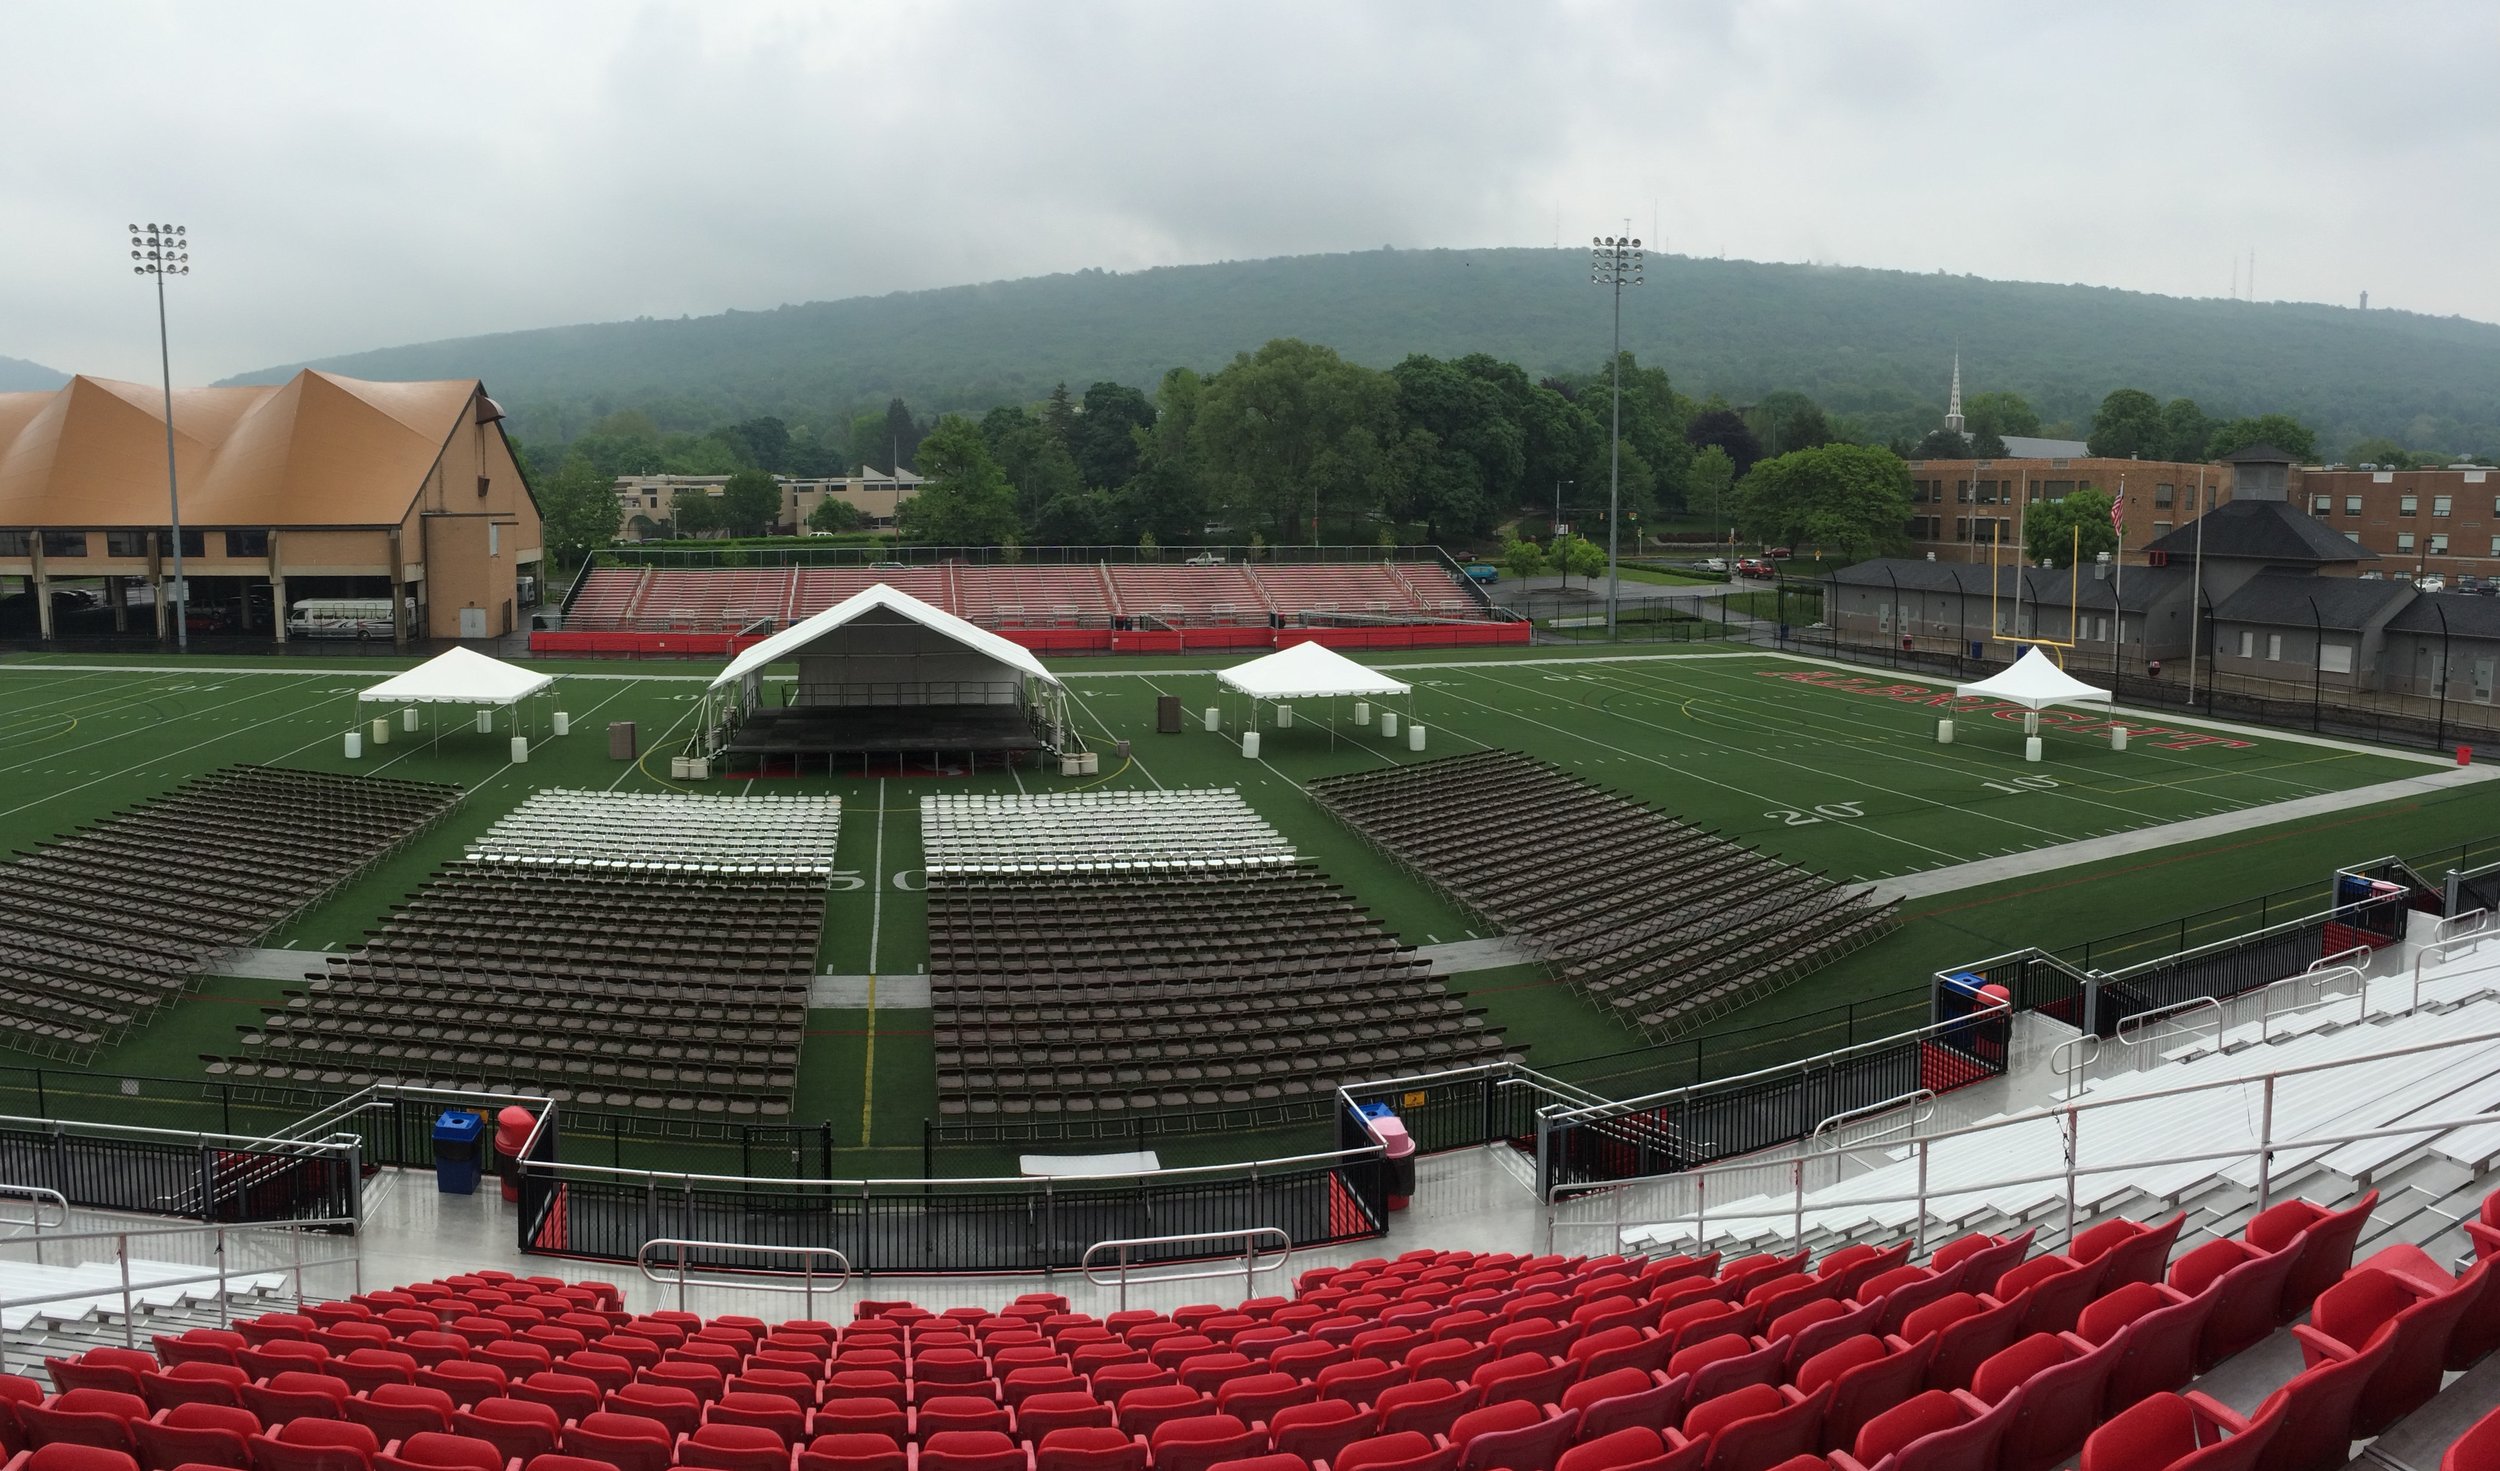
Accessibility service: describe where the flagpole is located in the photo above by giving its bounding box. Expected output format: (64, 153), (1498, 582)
(2113, 475), (2125, 678)
(2187, 468), (2206, 701)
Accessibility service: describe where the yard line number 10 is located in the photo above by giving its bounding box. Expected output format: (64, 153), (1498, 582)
(1981, 776), (2061, 794)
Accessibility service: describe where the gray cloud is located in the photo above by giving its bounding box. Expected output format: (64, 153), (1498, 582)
(4, 0), (2492, 383)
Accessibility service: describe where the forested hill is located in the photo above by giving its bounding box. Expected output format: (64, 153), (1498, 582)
(0, 356), (68, 392)
(223, 249), (2500, 456)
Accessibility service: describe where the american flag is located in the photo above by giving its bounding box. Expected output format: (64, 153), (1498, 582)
(2111, 492), (2125, 531)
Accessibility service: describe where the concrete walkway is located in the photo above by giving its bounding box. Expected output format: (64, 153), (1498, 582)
(1869, 762), (2500, 904)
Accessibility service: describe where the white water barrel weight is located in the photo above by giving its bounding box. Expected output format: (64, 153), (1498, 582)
(1381, 712), (1399, 738)
(1353, 701), (1370, 725)
(2112, 726), (2128, 751)
(1203, 707), (1221, 732)
(1409, 723), (1427, 752)
(2025, 736), (2043, 763)
(1937, 719), (1954, 744)
(343, 731), (362, 759)
(370, 717), (389, 746)
(402, 707), (420, 732)
(553, 711), (571, 736)
(1241, 731), (1261, 759)
(475, 709), (493, 734)
(1276, 704), (1294, 729)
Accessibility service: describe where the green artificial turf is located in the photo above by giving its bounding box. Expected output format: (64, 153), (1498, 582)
(0, 641), (2480, 1175)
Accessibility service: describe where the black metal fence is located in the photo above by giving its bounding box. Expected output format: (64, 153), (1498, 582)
(1531, 1007), (2011, 1193)
(0, 1121), (357, 1224)
(517, 1150), (1386, 1273)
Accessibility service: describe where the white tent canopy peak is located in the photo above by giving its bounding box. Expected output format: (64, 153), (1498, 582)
(358, 646), (554, 706)
(1953, 647), (2114, 711)
(1218, 640), (1413, 701)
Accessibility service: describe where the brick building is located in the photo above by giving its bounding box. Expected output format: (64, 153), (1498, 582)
(2293, 463), (2500, 585)
(1903, 455), (2236, 563)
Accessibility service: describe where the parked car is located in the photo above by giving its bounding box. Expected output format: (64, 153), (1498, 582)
(1700, 557), (1728, 572)
(1735, 557), (1772, 578)
(1462, 563), (1499, 584)
(2416, 574), (2447, 593)
(1185, 553), (1227, 566)
(1767, 546), (1795, 559)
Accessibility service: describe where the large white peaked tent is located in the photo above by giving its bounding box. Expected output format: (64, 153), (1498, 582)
(701, 582), (1070, 761)
(1954, 646), (2113, 711)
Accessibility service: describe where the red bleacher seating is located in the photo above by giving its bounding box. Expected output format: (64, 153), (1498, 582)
(1107, 567), (1269, 627)
(25, 1195), (2500, 1471)
(956, 566), (1115, 629)
(563, 568), (649, 630)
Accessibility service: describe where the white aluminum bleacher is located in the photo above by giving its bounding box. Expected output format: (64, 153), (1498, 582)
(1615, 917), (2500, 1257)
(0, 1256), (285, 1333)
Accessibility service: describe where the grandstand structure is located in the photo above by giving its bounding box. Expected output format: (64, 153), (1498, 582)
(540, 558), (1521, 656)
(1310, 752), (1897, 1039)
(208, 791), (842, 1118)
(924, 791), (1512, 1133)
(0, 767), (461, 1061)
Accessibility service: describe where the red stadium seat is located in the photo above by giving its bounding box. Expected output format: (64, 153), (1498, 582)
(1330, 1431), (1457, 1471)
(345, 1386), (457, 1445)
(247, 1418), (381, 1471)
(411, 1365), (505, 1413)
(374, 1431), (504, 1471)
(2298, 1265), (2478, 1438)
(130, 1404), (257, 1471)
(2242, 1190), (2377, 1324)
(918, 1431), (1031, 1471)
(2362, 1240), (2500, 1370)
(602, 1383), (700, 1438)
(2447, 1406), (2500, 1471)
(452, 1398), (562, 1463)
(1986, 1255), (2105, 1339)
(1925, 1233), (2030, 1299)
(1015, 1394), (1111, 1444)
(1567, 1328), (1671, 1383)
(1470, 1353), (1576, 1410)
(2184, 1324), (2395, 1471)
(1966, 1331), (2118, 1471)
(1793, 1336), (1933, 1458)
(559, 1413), (670, 1471)
(814, 1400), (907, 1443)
(150, 1335), (243, 1371)
(136, 1367), (246, 1415)
(1686, 1383), (1829, 1471)
(2081, 1392), (2278, 1471)
(1147, 1415), (1263, 1471)
(1830, 1388), (2013, 1471)
(46, 1354), (155, 1400)
(676, 1424), (793, 1471)
(1676, 1337), (1785, 1404)
(22, 1391), (150, 1455)
(922, 1398), (1014, 1442)
(1267, 1400), (1375, 1464)
(1556, 1426), (1705, 1471)
(705, 1391), (808, 1446)
(1033, 1426), (1145, 1471)
(11, 1446), (142, 1471)
(1562, 1369), (1684, 1443)
(1374, 1380), (1470, 1439)
(797, 1433), (911, 1471)
(1214, 1374), (1312, 1426)
(1450, 1402), (1577, 1471)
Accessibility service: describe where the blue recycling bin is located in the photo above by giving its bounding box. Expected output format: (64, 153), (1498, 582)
(432, 1110), (484, 1195)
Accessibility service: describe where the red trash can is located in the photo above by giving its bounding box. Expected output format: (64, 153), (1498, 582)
(495, 1105), (538, 1203)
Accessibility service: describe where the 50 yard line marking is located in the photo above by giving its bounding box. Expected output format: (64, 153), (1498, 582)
(861, 777), (885, 1148)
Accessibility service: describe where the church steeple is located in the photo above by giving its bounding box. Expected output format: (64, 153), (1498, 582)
(1944, 354), (1965, 434)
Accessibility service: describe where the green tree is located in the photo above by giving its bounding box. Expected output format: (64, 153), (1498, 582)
(1388, 354), (1524, 541)
(669, 486), (720, 538)
(1041, 382), (1078, 451)
(1686, 401), (1763, 477)
(2087, 388), (2166, 458)
(1961, 391), (2042, 440)
(1971, 429), (2009, 458)
(536, 453), (622, 566)
(1557, 533), (1607, 588)
(2023, 488), (2117, 567)
(1197, 339), (1399, 541)
(896, 416), (1021, 545)
(2344, 436), (2416, 469)
(2158, 398), (2213, 462)
(2206, 413), (2318, 462)
(1074, 381), (1156, 489)
(1734, 443), (1916, 557)
(1912, 429), (1973, 459)
(980, 405), (1081, 526)
(1113, 367), (1211, 547)
(1688, 445), (1737, 531)
(808, 496), (867, 534)
(1501, 537), (1549, 581)
(717, 416), (792, 471)
(716, 468), (782, 536)
(1753, 390), (1837, 455)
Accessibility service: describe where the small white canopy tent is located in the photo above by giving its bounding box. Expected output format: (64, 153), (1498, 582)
(701, 582), (1070, 763)
(356, 646), (557, 752)
(1954, 646), (2114, 710)
(1954, 646), (2114, 746)
(1217, 639), (1412, 745)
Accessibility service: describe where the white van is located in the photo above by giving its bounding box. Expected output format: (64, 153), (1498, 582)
(288, 598), (408, 639)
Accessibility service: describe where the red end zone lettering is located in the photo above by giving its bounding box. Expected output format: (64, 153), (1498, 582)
(1750, 664), (2258, 752)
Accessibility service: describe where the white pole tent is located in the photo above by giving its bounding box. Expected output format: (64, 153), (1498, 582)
(699, 582), (1071, 771)
(353, 645), (558, 758)
(1216, 639), (1414, 750)
(1950, 645), (2116, 756)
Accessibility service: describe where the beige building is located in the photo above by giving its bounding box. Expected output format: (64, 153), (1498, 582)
(0, 370), (541, 642)
(614, 467), (925, 537)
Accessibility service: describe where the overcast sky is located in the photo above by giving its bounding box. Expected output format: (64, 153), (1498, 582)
(7, 0), (2494, 383)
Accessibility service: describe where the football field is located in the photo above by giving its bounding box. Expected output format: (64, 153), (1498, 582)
(0, 644), (2476, 1167)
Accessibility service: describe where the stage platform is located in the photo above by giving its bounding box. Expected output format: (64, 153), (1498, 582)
(721, 704), (1049, 775)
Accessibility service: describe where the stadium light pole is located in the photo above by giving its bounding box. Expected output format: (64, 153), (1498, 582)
(1591, 234), (1642, 638)
(130, 223), (191, 651)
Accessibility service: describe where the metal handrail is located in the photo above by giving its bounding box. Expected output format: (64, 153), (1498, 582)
(1540, 1000), (2009, 1127)
(2415, 930), (2500, 1010)
(637, 1239), (852, 1315)
(2116, 995), (2224, 1053)
(1808, 1091), (1935, 1152)
(536, 1138), (1380, 1191)
(0, 1185), (67, 1238)
(1081, 1227), (1293, 1312)
(2265, 964), (2371, 1039)
(2050, 1033), (2100, 1088)
(1543, 1018), (2500, 1257)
